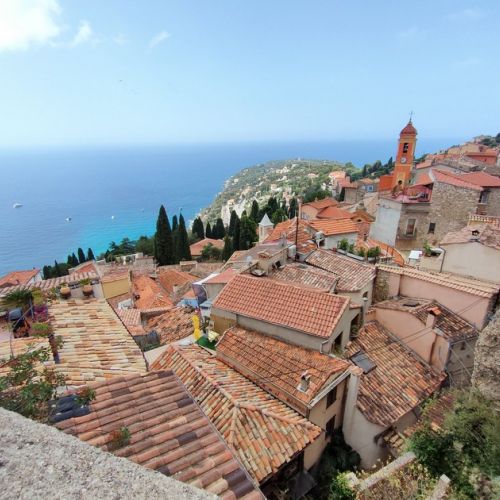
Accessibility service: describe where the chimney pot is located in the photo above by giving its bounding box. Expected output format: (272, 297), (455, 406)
(298, 371), (311, 392)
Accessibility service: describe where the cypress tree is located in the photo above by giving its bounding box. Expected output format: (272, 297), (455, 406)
(154, 205), (174, 265)
(54, 260), (62, 278)
(67, 255), (73, 267)
(267, 196), (278, 215)
(71, 253), (79, 267)
(192, 217), (204, 240)
(77, 248), (86, 264)
(239, 214), (257, 250)
(228, 211), (238, 237)
(250, 200), (259, 222)
(87, 248), (95, 261)
(176, 214), (192, 262)
(289, 197), (298, 219)
(221, 236), (233, 261)
(42, 265), (51, 280)
(172, 215), (178, 232)
(205, 221), (212, 239)
(232, 217), (240, 251)
(214, 218), (226, 239)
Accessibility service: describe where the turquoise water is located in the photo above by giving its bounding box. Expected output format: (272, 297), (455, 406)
(0, 139), (461, 274)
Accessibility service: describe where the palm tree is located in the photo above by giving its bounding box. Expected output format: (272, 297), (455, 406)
(1, 289), (33, 310)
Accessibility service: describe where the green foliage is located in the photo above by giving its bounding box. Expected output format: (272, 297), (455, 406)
(271, 207), (288, 225)
(30, 322), (53, 337)
(108, 426), (131, 450)
(338, 238), (349, 251)
(347, 243), (355, 254)
(221, 236), (233, 261)
(367, 246), (381, 259)
(249, 200), (260, 222)
(205, 221), (212, 239)
(356, 247), (366, 258)
(77, 247), (86, 264)
(213, 218), (226, 239)
(329, 473), (355, 500)
(239, 214), (257, 250)
(175, 214), (192, 262)
(192, 216), (205, 240)
(303, 185), (330, 203)
(228, 210), (238, 237)
(135, 235), (154, 256)
(154, 205), (174, 266)
(232, 217), (241, 251)
(201, 243), (222, 261)
(75, 387), (96, 406)
(172, 215), (178, 232)
(86, 248), (95, 261)
(288, 197), (298, 219)
(0, 346), (66, 420)
(1, 288), (33, 309)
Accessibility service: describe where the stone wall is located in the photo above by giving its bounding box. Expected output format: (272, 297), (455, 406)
(373, 269), (390, 303)
(486, 188), (500, 216)
(472, 309), (500, 411)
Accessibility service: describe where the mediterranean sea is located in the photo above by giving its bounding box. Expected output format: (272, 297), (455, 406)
(0, 138), (461, 275)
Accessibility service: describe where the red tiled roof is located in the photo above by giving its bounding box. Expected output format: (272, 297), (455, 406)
(305, 250), (376, 292)
(56, 371), (261, 498)
(460, 171), (500, 188)
(432, 169), (483, 191)
(151, 344), (321, 484)
(0, 337), (49, 377)
(346, 321), (444, 426)
(157, 269), (197, 295)
(316, 206), (353, 220)
(441, 224), (500, 250)
(70, 262), (98, 275)
(268, 263), (338, 291)
(302, 197), (338, 210)
(400, 120), (417, 135)
(308, 219), (360, 236)
(189, 238), (225, 257)
(339, 179), (357, 189)
(212, 275), (349, 338)
(217, 326), (350, 412)
(116, 308), (146, 336)
(204, 268), (238, 285)
(133, 275), (174, 310)
(0, 269), (39, 288)
(147, 307), (196, 344)
(264, 218), (317, 254)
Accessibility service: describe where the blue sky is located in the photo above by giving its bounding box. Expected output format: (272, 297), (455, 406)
(0, 0), (498, 147)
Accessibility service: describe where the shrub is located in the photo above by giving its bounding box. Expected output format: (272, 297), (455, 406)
(31, 322), (53, 337)
(338, 238), (349, 251)
(108, 426), (131, 450)
(356, 247), (366, 258)
(75, 387), (96, 406)
(329, 472), (355, 500)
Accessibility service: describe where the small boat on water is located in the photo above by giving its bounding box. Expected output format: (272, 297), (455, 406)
(65, 217), (72, 222)
(111, 215), (115, 220)
(13, 203), (23, 208)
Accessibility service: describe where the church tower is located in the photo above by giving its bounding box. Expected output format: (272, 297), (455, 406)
(391, 119), (417, 188)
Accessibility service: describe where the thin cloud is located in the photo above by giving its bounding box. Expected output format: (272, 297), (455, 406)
(448, 8), (484, 21)
(397, 26), (421, 39)
(113, 33), (128, 46)
(70, 20), (93, 47)
(0, 0), (62, 51)
(149, 30), (170, 49)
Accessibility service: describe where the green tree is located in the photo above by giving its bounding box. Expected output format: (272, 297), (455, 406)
(87, 248), (95, 261)
(288, 197), (298, 219)
(272, 208), (287, 225)
(362, 165), (368, 177)
(71, 253), (79, 267)
(154, 205), (174, 266)
(192, 217), (204, 240)
(135, 236), (154, 255)
(42, 266), (50, 280)
(77, 248), (86, 264)
(54, 260), (62, 277)
(239, 214), (257, 250)
(205, 221), (212, 239)
(172, 215), (178, 232)
(222, 236), (233, 261)
(176, 214), (192, 262)
(214, 218), (226, 239)
(250, 200), (259, 222)
(232, 217), (241, 251)
(66, 255), (73, 267)
(228, 210), (238, 237)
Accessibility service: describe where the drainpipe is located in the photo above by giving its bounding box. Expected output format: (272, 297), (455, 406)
(439, 248), (446, 273)
(320, 339), (329, 354)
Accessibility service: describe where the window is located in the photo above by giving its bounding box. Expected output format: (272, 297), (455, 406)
(326, 386), (337, 408)
(428, 222), (436, 234)
(405, 218), (416, 236)
(366, 185), (374, 192)
(479, 190), (490, 204)
(326, 415), (336, 436)
(332, 334), (342, 353)
(403, 142), (409, 153)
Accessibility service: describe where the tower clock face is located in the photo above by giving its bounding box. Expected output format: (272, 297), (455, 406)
(400, 157), (407, 163)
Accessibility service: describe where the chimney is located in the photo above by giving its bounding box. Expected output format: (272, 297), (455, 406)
(298, 371), (311, 392)
(426, 307), (441, 329)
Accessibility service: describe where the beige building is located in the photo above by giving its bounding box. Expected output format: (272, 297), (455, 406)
(440, 223), (500, 283)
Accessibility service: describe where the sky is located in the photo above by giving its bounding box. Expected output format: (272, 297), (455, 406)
(0, 0), (498, 147)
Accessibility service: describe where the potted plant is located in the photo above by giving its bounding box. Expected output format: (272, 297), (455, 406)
(367, 246), (381, 262)
(79, 278), (93, 297)
(337, 238), (349, 253)
(59, 283), (71, 299)
(423, 241), (433, 257)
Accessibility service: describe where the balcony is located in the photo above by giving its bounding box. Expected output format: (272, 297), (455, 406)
(397, 228), (418, 240)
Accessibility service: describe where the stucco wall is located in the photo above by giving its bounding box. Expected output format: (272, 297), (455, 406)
(323, 232), (358, 250)
(205, 282), (226, 301)
(370, 199), (402, 246)
(102, 277), (130, 299)
(441, 243), (500, 283)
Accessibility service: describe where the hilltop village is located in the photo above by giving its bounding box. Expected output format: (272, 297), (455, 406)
(1, 123), (500, 499)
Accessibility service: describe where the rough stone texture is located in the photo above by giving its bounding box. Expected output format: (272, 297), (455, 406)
(373, 269), (390, 303)
(486, 188), (500, 217)
(0, 408), (213, 500)
(472, 309), (500, 411)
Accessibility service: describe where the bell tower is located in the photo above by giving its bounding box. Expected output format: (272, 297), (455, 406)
(391, 117), (417, 188)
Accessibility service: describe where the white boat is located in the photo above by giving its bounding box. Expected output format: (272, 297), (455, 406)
(13, 203), (22, 208)
(65, 217), (72, 222)
(111, 215), (115, 220)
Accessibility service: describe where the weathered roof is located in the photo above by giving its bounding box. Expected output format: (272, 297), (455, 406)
(375, 297), (478, 342)
(441, 224), (500, 250)
(157, 269), (198, 294)
(146, 307), (196, 344)
(212, 274), (349, 338)
(151, 344), (321, 483)
(132, 275), (174, 310)
(305, 249), (376, 292)
(49, 299), (147, 386)
(0, 337), (48, 376)
(55, 371), (261, 499)
(217, 326), (350, 412)
(308, 218), (360, 236)
(432, 169), (483, 191)
(346, 322), (444, 426)
(116, 308), (146, 336)
(460, 171), (500, 188)
(268, 263), (338, 291)
(204, 269), (238, 285)
(400, 120), (417, 135)
(0, 269), (39, 288)
(376, 264), (499, 298)
(302, 197), (338, 210)
(190, 238), (225, 256)
(264, 218), (317, 254)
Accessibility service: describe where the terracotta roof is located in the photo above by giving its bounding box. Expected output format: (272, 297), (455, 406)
(0, 337), (48, 376)
(133, 275), (174, 310)
(400, 120), (417, 135)
(212, 275), (349, 338)
(350, 210), (375, 223)
(460, 171), (500, 188)
(346, 322), (444, 426)
(217, 326), (350, 412)
(0, 269), (40, 288)
(157, 269), (198, 295)
(190, 238), (225, 257)
(441, 224), (500, 250)
(308, 219), (360, 236)
(432, 169), (483, 191)
(204, 269), (238, 285)
(69, 262), (98, 275)
(100, 266), (130, 283)
(49, 299), (147, 386)
(375, 298), (478, 342)
(106, 292), (133, 313)
(339, 179), (357, 189)
(264, 218), (317, 254)
(146, 307), (196, 344)
(316, 206), (353, 220)
(305, 250), (376, 292)
(376, 264), (499, 298)
(329, 171), (346, 179)
(268, 263), (338, 291)
(151, 344), (322, 483)
(55, 371), (261, 499)
(116, 308), (146, 336)
(302, 197), (338, 210)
